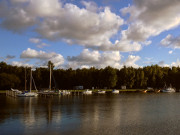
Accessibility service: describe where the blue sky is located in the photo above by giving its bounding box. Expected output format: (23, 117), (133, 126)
(0, 0), (180, 69)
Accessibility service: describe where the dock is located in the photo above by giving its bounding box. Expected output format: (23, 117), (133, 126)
(6, 90), (18, 97)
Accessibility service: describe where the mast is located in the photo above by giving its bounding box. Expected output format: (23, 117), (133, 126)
(49, 64), (51, 90)
(25, 67), (26, 91)
(30, 68), (32, 92)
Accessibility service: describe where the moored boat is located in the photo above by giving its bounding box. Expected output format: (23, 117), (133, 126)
(17, 68), (38, 97)
(97, 90), (106, 94)
(161, 87), (175, 93)
(112, 89), (119, 94)
(83, 89), (92, 94)
(161, 84), (175, 93)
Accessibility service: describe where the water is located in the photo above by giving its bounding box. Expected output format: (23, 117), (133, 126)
(1, 93), (180, 135)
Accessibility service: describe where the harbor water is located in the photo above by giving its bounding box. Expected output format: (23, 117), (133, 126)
(1, 93), (180, 135)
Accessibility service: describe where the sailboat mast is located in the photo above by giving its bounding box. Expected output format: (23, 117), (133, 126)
(25, 67), (26, 91)
(49, 64), (51, 90)
(30, 68), (32, 92)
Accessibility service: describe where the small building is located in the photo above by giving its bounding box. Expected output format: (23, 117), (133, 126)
(74, 86), (83, 90)
(121, 86), (126, 89)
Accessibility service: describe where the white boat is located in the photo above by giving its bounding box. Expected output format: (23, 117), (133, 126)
(162, 87), (175, 93)
(161, 84), (175, 93)
(18, 92), (38, 97)
(17, 68), (38, 97)
(83, 89), (92, 94)
(97, 90), (106, 94)
(59, 90), (71, 95)
(112, 89), (119, 94)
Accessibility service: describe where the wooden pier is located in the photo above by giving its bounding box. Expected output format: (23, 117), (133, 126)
(6, 90), (18, 97)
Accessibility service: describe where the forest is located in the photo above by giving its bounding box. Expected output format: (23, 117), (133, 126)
(0, 61), (180, 90)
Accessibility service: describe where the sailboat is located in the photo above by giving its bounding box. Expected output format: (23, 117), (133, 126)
(17, 68), (38, 97)
(161, 84), (175, 93)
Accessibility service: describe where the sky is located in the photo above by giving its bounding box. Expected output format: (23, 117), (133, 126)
(0, 0), (180, 69)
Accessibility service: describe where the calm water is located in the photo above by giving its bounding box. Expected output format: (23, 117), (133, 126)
(1, 93), (180, 135)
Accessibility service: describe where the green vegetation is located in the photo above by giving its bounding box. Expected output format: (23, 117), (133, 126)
(0, 61), (180, 90)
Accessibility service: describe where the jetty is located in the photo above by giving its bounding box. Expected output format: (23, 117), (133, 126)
(6, 90), (18, 97)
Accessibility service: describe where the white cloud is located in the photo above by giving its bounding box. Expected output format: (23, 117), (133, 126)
(161, 34), (180, 49)
(67, 49), (141, 69)
(36, 6), (124, 50)
(0, 0), (151, 53)
(20, 48), (64, 67)
(169, 50), (173, 54)
(27, 0), (62, 17)
(0, 0), (144, 52)
(81, 1), (98, 12)
(123, 55), (140, 68)
(0, 1), (36, 32)
(121, 0), (180, 42)
(36, 43), (50, 48)
(29, 38), (50, 48)
(12, 61), (33, 67)
(158, 59), (180, 67)
(67, 49), (122, 69)
(171, 59), (180, 67)
(29, 38), (41, 44)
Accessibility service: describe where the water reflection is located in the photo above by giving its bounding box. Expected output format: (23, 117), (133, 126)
(1, 93), (180, 134)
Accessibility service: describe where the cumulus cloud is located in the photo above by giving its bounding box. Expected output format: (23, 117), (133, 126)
(67, 49), (141, 69)
(158, 59), (180, 67)
(81, 1), (98, 12)
(123, 55), (140, 68)
(0, 0), (135, 52)
(36, 5), (124, 50)
(67, 49), (122, 69)
(161, 34), (180, 49)
(121, 0), (180, 42)
(11, 61), (33, 67)
(20, 48), (64, 67)
(0, 1), (36, 32)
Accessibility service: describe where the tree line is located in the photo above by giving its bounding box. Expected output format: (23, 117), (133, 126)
(0, 61), (180, 90)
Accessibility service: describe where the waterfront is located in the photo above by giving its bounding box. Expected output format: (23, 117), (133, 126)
(1, 93), (180, 135)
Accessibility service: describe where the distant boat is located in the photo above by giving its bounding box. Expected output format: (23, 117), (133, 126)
(97, 90), (106, 94)
(162, 87), (175, 93)
(59, 90), (71, 95)
(112, 89), (119, 94)
(17, 68), (38, 97)
(161, 84), (175, 93)
(83, 89), (92, 94)
(18, 91), (38, 97)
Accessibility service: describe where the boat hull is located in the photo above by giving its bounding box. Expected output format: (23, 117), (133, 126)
(17, 92), (38, 97)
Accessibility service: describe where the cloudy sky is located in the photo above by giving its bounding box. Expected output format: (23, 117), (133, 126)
(0, 0), (180, 69)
